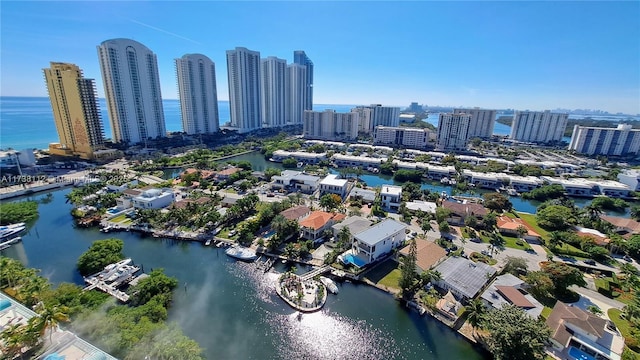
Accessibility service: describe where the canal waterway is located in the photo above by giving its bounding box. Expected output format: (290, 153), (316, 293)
(1, 188), (487, 360)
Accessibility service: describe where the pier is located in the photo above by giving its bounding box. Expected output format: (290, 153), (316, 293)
(82, 259), (142, 303)
(299, 265), (331, 281)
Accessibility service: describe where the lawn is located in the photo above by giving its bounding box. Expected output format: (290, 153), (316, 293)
(501, 235), (533, 251)
(608, 308), (640, 354)
(364, 259), (401, 290)
(516, 212), (550, 241)
(540, 306), (553, 320)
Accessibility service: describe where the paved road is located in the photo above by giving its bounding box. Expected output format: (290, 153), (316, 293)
(570, 285), (626, 310)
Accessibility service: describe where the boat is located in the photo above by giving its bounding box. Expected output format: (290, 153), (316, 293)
(320, 276), (339, 294)
(225, 245), (257, 261)
(297, 162), (304, 168)
(0, 237), (22, 251)
(507, 188), (519, 196)
(101, 225), (113, 233)
(0, 223), (25, 231)
(0, 225), (26, 239)
(205, 239), (212, 246)
(440, 177), (449, 184)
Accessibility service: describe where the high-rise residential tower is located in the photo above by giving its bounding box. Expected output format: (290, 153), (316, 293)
(43, 62), (104, 159)
(175, 54), (220, 135)
(227, 47), (262, 133)
(97, 38), (166, 144)
(509, 110), (568, 143)
(351, 106), (372, 133)
(293, 51), (313, 110)
(569, 124), (640, 156)
(260, 56), (287, 128)
(303, 110), (359, 141)
(287, 63), (307, 125)
(436, 113), (471, 151)
(454, 107), (496, 139)
(370, 104), (400, 130)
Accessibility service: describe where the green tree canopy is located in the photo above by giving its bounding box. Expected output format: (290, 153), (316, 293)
(0, 200), (38, 225)
(128, 268), (178, 307)
(483, 304), (552, 360)
(540, 261), (587, 295)
(521, 184), (565, 201)
(536, 205), (575, 231)
(502, 256), (528, 276)
(319, 193), (342, 212)
(482, 193), (513, 212)
(77, 239), (125, 277)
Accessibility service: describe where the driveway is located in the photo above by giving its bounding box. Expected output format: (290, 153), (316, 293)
(570, 285), (626, 311)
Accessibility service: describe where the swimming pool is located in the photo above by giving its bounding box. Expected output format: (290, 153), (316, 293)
(568, 346), (596, 360)
(263, 230), (276, 238)
(106, 208), (120, 215)
(342, 253), (367, 268)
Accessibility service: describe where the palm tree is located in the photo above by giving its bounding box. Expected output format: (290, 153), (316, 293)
(34, 303), (69, 342)
(465, 299), (486, 331)
(420, 270), (442, 287)
(548, 231), (564, 250)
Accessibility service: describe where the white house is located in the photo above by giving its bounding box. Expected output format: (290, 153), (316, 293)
(131, 188), (175, 209)
(380, 185), (402, 211)
(350, 219), (406, 264)
(319, 174), (349, 199)
(271, 170), (321, 194)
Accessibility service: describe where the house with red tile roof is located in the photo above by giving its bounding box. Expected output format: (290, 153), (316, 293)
(441, 201), (488, 226)
(496, 216), (541, 242)
(600, 215), (640, 239)
(299, 211), (345, 242)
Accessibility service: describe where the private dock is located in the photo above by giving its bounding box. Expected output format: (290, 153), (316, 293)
(82, 259), (142, 303)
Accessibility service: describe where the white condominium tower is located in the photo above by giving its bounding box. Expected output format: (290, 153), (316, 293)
(436, 113), (471, 151)
(454, 107), (496, 139)
(303, 110), (359, 141)
(569, 124), (640, 156)
(287, 63), (307, 125)
(370, 104), (400, 130)
(97, 38), (166, 143)
(351, 106), (372, 133)
(293, 50), (313, 110)
(175, 54), (220, 135)
(260, 57), (287, 128)
(43, 62), (104, 159)
(226, 47), (262, 133)
(509, 110), (568, 143)
(374, 126), (435, 149)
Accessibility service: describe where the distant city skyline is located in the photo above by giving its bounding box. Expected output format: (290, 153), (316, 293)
(1, 1), (638, 114)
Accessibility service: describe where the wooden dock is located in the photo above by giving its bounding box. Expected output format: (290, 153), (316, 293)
(82, 260), (141, 303)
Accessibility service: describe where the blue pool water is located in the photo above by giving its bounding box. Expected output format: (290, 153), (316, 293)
(568, 346), (596, 360)
(106, 208), (120, 215)
(343, 253), (367, 268)
(263, 230), (276, 238)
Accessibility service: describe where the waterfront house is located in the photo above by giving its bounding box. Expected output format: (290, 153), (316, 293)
(424, 164), (457, 181)
(496, 216), (541, 243)
(271, 170), (320, 194)
(215, 167), (241, 182)
(506, 175), (543, 192)
(331, 216), (373, 243)
(319, 174), (350, 199)
(597, 180), (631, 198)
(351, 219), (406, 265)
(405, 200), (437, 214)
(462, 170), (508, 190)
(271, 150), (327, 164)
(433, 256), (496, 301)
(332, 154), (386, 169)
(116, 188), (143, 210)
(171, 197), (212, 210)
(479, 274), (543, 318)
(600, 215), (640, 238)
(398, 239), (446, 273)
(575, 227), (610, 247)
(349, 187), (377, 204)
(441, 201), (488, 226)
(436, 291), (461, 321)
(299, 211), (345, 242)
(380, 185), (402, 211)
(131, 188), (175, 209)
(546, 301), (624, 360)
(280, 205), (311, 222)
(181, 168), (216, 181)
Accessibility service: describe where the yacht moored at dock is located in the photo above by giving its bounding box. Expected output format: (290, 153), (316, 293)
(320, 276), (339, 294)
(225, 245), (257, 261)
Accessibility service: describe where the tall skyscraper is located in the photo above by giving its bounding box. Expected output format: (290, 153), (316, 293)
(509, 110), (568, 143)
(287, 63), (307, 125)
(293, 50), (313, 110)
(97, 38), (166, 144)
(370, 104), (400, 130)
(351, 106), (372, 133)
(175, 54), (220, 135)
(43, 62), (104, 159)
(260, 56), (287, 128)
(569, 124), (640, 156)
(454, 107), (496, 139)
(226, 47), (262, 133)
(436, 113), (471, 151)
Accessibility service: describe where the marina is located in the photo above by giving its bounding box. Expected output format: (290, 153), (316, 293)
(82, 258), (142, 303)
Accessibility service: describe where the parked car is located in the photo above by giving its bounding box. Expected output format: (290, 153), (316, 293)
(623, 255), (632, 262)
(584, 259), (596, 265)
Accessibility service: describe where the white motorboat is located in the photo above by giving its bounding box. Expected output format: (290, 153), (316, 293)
(205, 239), (212, 246)
(225, 245), (257, 261)
(320, 276), (339, 294)
(0, 223), (25, 231)
(0, 225), (26, 239)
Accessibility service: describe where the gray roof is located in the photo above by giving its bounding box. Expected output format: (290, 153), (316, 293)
(349, 187), (376, 201)
(332, 216), (373, 235)
(434, 256), (496, 299)
(480, 274), (543, 318)
(354, 219), (406, 246)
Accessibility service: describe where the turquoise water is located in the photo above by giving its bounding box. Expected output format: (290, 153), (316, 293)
(568, 346), (596, 360)
(343, 253), (367, 267)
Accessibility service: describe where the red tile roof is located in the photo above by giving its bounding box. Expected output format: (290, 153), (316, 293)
(601, 215), (640, 233)
(400, 240), (447, 271)
(496, 216), (540, 238)
(299, 211), (342, 230)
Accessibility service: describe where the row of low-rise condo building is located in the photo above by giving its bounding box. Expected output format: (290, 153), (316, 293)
(43, 39), (314, 159)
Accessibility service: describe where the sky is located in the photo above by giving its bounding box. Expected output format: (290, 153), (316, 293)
(1, 1), (639, 114)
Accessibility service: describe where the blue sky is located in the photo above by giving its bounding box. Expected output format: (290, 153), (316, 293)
(1, 1), (639, 114)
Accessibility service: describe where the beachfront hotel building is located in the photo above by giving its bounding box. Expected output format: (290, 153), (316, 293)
(287, 63), (307, 125)
(43, 62), (104, 159)
(373, 126), (436, 149)
(303, 110), (359, 141)
(436, 113), (471, 151)
(568, 124), (640, 156)
(260, 56), (287, 128)
(453, 107), (496, 139)
(175, 54), (220, 135)
(97, 38), (166, 144)
(226, 47), (262, 133)
(293, 50), (313, 111)
(509, 110), (568, 144)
